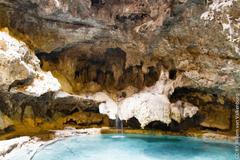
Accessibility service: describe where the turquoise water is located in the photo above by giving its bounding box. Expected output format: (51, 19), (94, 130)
(32, 134), (235, 160)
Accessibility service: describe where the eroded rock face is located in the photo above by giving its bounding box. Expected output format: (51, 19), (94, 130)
(0, 0), (239, 91)
(0, 0), (173, 54)
(0, 111), (13, 131)
(36, 47), (162, 93)
(81, 72), (199, 128)
(0, 29), (60, 96)
(0, 0), (239, 133)
(0, 30), (108, 132)
(170, 87), (235, 131)
(0, 0), (238, 98)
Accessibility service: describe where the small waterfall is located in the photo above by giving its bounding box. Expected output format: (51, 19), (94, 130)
(115, 114), (123, 135)
(113, 106), (124, 138)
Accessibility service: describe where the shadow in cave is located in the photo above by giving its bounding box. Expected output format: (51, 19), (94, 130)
(37, 46), (163, 91)
(145, 113), (204, 131)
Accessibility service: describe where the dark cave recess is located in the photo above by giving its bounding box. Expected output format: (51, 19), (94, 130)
(36, 47), (178, 91)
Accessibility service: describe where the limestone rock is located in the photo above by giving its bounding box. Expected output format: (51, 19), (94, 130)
(200, 105), (231, 130)
(170, 101), (183, 123)
(0, 1), (239, 98)
(0, 111), (13, 130)
(0, 0), (238, 99)
(22, 105), (35, 127)
(0, 0), (239, 132)
(182, 102), (199, 119)
(64, 112), (106, 126)
(0, 29), (61, 97)
(23, 106), (34, 119)
(0, 30), (37, 87)
(170, 87), (234, 131)
(83, 72), (198, 128)
(170, 101), (198, 123)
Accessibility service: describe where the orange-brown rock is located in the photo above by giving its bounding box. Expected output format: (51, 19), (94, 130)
(0, 0), (239, 136)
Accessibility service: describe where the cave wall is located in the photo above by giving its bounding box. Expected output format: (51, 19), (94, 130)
(0, 30), (109, 135)
(0, 90), (109, 132)
(36, 47), (165, 94)
(0, 0), (238, 98)
(170, 87), (236, 132)
(0, 0), (239, 135)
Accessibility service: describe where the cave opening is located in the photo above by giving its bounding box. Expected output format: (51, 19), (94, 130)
(64, 119), (78, 126)
(169, 69), (177, 80)
(144, 66), (159, 86)
(91, 0), (104, 6)
(36, 51), (60, 64)
(70, 107), (80, 114)
(91, 0), (100, 5)
(46, 109), (53, 118)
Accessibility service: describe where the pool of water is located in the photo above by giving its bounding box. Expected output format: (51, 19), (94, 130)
(32, 134), (235, 160)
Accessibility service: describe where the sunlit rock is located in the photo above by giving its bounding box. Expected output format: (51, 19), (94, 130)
(0, 29), (61, 97)
(82, 72), (198, 128)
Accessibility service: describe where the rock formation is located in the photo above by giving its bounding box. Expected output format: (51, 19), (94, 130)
(0, 30), (109, 133)
(86, 71), (198, 128)
(0, 29), (60, 96)
(0, 0), (239, 135)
